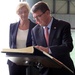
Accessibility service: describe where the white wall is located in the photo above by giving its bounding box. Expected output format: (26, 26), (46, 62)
(0, 0), (19, 75)
(52, 14), (75, 28)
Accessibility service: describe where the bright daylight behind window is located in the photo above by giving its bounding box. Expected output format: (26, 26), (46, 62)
(0, 0), (19, 75)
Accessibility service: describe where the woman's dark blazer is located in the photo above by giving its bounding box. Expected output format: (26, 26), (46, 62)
(8, 19), (36, 65)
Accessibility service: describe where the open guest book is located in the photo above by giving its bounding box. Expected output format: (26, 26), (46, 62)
(1, 46), (74, 74)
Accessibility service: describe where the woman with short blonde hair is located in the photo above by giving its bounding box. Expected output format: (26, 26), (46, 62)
(16, 2), (30, 14)
(7, 2), (36, 75)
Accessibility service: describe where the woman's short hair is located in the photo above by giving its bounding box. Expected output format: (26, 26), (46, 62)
(16, 2), (30, 14)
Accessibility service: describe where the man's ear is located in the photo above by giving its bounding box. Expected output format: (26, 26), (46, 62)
(46, 10), (50, 15)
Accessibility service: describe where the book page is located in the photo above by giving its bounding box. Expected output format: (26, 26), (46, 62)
(1, 46), (34, 54)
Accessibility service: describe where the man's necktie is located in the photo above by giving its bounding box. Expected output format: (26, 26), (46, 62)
(44, 27), (49, 46)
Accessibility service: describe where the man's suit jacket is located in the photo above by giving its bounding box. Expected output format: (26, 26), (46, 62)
(31, 17), (74, 71)
(8, 19), (36, 65)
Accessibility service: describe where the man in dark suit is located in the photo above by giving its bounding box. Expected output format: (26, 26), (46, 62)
(31, 1), (74, 75)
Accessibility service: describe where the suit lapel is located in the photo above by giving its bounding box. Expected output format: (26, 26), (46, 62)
(40, 27), (48, 46)
(49, 18), (58, 45)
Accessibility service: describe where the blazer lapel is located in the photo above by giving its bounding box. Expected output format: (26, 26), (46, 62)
(13, 22), (19, 45)
(26, 20), (33, 45)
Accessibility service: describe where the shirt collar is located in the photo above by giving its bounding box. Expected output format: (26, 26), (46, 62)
(43, 17), (53, 29)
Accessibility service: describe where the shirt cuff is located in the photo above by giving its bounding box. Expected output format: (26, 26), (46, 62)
(48, 48), (52, 54)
